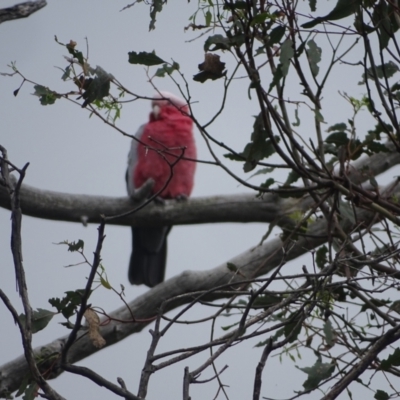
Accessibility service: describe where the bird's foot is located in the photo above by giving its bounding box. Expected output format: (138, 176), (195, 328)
(175, 194), (188, 202)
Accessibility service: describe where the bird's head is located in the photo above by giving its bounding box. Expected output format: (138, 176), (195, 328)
(151, 91), (190, 120)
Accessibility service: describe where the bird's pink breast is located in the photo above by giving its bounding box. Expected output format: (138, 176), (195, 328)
(133, 107), (196, 199)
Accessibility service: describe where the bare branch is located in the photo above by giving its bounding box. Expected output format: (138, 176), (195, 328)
(322, 324), (400, 400)
(0, 145), (65, 400)
(1, 189), (397, 396)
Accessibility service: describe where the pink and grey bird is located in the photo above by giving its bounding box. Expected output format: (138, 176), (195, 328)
(126, 91), (196, 287)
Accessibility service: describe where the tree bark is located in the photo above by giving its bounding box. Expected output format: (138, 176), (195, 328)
(0, 1), (46, 24)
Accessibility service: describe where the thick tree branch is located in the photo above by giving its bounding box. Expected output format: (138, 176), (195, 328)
(0, 143), (397, 227)
(0, 182), (312, 226)
(0, 1), (46, 24)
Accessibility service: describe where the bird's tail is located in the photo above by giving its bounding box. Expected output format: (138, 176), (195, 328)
(128, 226), (171, 287)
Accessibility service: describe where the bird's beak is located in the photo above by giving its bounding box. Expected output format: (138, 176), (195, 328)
(152, 104), (161, 119)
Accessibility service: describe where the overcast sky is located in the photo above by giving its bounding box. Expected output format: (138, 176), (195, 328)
(0, 1), (395, 399)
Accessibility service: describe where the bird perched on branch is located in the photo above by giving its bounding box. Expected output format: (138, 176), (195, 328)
(126, 91), (196, 287)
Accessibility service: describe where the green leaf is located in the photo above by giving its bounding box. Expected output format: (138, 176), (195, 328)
(251, 12), (270, 26)
(63, 40), (84, 65)
(271, 327), (286, 343)
(68, 239), (84, 252)
(360, 61), (399, 84)
(325, 131), (348, 146)
(33, 85), (61, 106)
(221, 321), (240, 331)
(390, 82), (400, 102)
(205, 10), (212, 26)
(22, 382), (38, 400)
(370, 61), (399, 81)
(293, 108), (300, 127)
(381, 348), (400, 371)
(296, 41), (307, 57)
(314, 108), (325, 123)
(229, 32), (245, 48)
(323, 320), (334, 346)
(375, 390), (390, 400)
(389, 300), (400, 315)
(327, 122), (347, 132)
(268, 64), (284, 93)
(227, 262), (238, 272)
(204, 34), (231, 51)
(149, 0), (163, 30)
(155, 62), (180, 77)
(285, 170), (300, 185)
(242, 113), (279, 172)
(271, 38), (296, 87)
(255, 338), (271, 347)
(242, 138), (277, 172)
(255, 46), (265, 56)
(16, 373), (31, 397)
(366, 141), (389, 154)
(100, 276), (112, 289)
(56, 239), (84, 252)
(49, 290), (87, 319)
(301, 0), (362, 29)
(372, 1), (398, 49)
(61, 65), (71, 81)
(19, 308), (55, 334)
(306, 39), (322, 77)
(280, 39), (294, 77)
(284, 313), (302, 343)
(309, 0), (317, 12)
(226, 114), (279, 171)
(260, 178), (275, 188)
(315, 246), (328, 269)
(128, 51), (165, 66)
(269, 25), (286, 45)
(224, 152), (245, 161)
(367, 121), (393, 138)
(249, 167), (274, 178)
(299, 357), (335, 390)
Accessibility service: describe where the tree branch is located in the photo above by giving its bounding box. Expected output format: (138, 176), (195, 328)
(1, 189), (398, 397)
(0, 220), (324, 396)
(0, 181), (312, 226)
(0, 1), (47, 24)
(0, 142), (397, 227)
(322, 324), (400, 400)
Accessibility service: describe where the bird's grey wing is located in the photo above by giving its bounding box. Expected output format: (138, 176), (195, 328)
(126, 123), (145, 197)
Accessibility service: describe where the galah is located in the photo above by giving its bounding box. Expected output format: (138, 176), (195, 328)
(126, 91), (196, 287)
